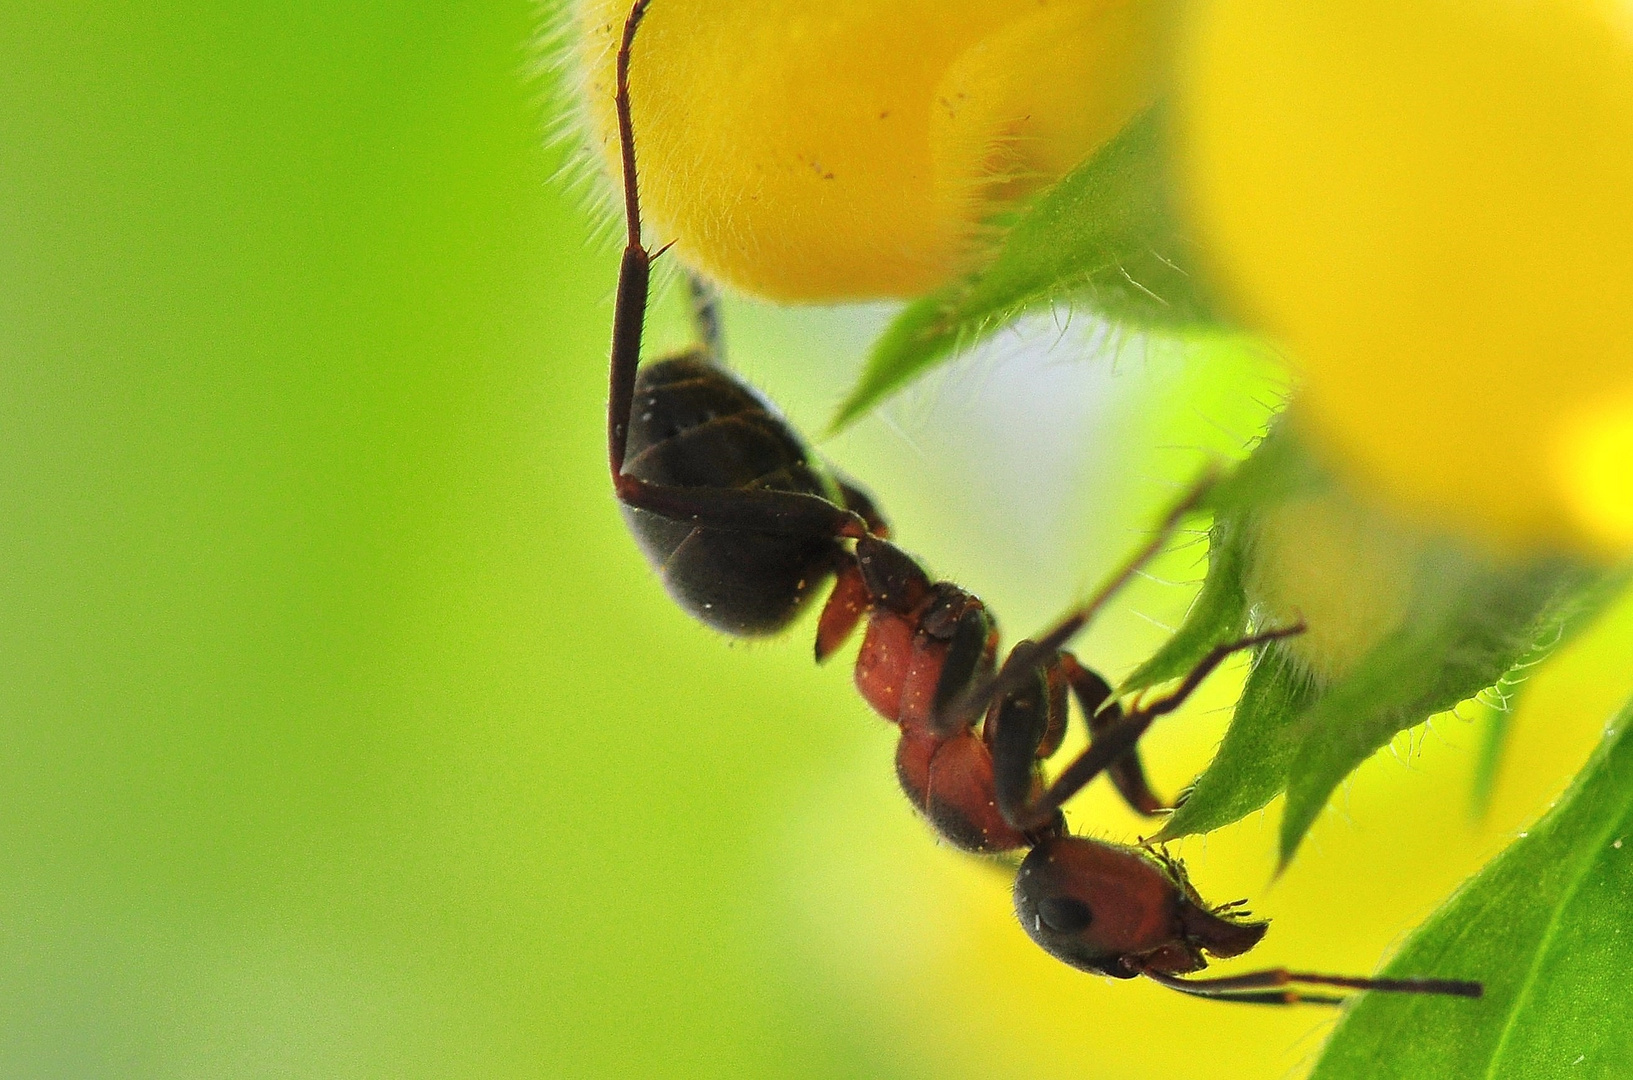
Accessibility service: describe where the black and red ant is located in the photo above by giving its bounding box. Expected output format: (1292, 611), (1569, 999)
(598, 0), (1480, 1006)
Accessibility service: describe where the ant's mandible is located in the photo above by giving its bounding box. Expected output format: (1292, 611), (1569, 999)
(601, 0), (1481, 1006)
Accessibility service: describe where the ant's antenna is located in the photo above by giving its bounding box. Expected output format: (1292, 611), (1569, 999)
(1142, 966), (1483, 1005)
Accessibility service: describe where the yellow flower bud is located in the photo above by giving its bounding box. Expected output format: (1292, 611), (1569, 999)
(1174, 0), (1633, 557)
(572, 0), (1162, 300)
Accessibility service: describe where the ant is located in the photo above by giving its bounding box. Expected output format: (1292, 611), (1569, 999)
(599, 0), (1481, 1006)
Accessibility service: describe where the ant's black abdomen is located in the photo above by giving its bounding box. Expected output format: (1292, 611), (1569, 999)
(620, 352), (845, 635)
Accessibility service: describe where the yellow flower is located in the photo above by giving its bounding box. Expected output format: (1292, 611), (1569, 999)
(572, 0), (1162, 300)
(1175, 0), (1633, 557)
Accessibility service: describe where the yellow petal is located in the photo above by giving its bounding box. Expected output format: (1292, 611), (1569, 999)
(1557, 391), (1633, 554)
(1175, 0), (1633, 555)
(572, 0), (1162, 300)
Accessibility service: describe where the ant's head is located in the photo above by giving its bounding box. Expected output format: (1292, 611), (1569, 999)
(1013, 835), (1268, 979)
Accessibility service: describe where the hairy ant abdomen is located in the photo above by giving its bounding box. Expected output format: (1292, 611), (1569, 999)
(621, 352), (851, 635)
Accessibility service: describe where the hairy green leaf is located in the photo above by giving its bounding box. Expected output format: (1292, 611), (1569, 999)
(1276, 554), (1589, 866)
(1149, 427), (1609, 863)
(1119, 513), (1247, 694)
(1198, 420), (1326, 512)
(1157, 643), (1320, 839)
(1312, 694), (1633, 1080)
(1467, 568), (1633, 820)
(831, 109), (1218, 430)
(1468, 693), (1520, 822)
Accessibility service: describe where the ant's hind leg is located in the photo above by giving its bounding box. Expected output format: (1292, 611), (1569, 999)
(607, 0), (655, 484)
(604, 1), (865, 543)
(606, 184), (864, 540)
(615, 473), (870, 542)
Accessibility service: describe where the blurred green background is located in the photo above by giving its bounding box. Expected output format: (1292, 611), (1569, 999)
(6, 2), (1633, 1077)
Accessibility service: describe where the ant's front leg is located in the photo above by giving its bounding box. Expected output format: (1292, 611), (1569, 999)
(1057, 653), (1166, 817)
(1013, 624), (1305, 832)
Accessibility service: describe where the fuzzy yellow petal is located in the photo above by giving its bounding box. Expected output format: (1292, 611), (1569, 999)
(573, 0), (1162, 300)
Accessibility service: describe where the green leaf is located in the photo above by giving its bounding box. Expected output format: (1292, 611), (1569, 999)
(1157, 642), (1320, 839)
(1311, 693), (1633, 1080)
(831, 108), (1218, 430)
(1276, 554), (1590, 867)
(1149, 426), (1611, 864)
(1467, 567), (1633, 820)
(1119, 513), (1248, 695)
(1468, 692), (1520, 822)
(1198, 420), (1327, 512)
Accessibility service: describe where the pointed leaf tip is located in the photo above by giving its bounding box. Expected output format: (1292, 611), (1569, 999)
(832, 108), (1220, 429)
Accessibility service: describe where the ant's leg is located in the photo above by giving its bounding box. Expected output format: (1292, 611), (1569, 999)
(988, 659), (1065, 832)
(810, 451), (904, 661)
(815, 551), (870, 662)
(927, 604), (998, 735)
(813, 470), (894, 658)
(1016, 625), (1303, 830)
(1059, 654), (1166, 816)
(934, 473), (1215, 728)
(605, 1), (869, 543)
(1037, 662), (1072, 759)
(811, 475), (910, 659)
(833, 473), (890, 538)
(1141, 966), (1481, 1001)
(686, 271), (724, 363)
(617, 476), (870, 540)
(606, 0), (655, 484)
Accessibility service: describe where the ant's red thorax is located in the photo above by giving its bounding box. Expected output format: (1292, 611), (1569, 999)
(854, 607), (950, 731)
(849, 550), (994, 731)
(853, 591), (1041, 853)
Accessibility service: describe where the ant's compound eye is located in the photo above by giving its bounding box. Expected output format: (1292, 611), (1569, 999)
(1036, 896), (1093, 935)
